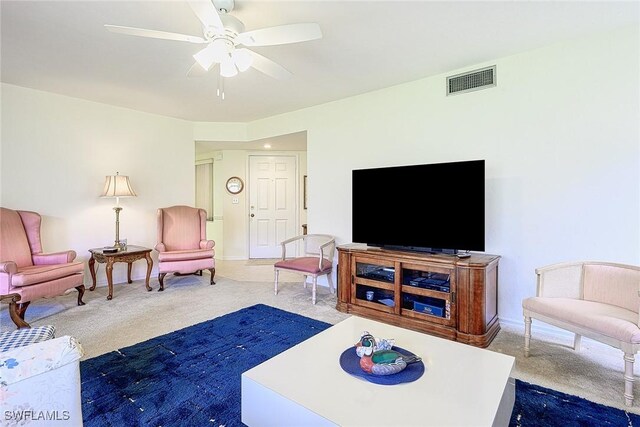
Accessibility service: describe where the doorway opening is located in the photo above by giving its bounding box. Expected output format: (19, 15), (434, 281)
(194, 131), (307, 260)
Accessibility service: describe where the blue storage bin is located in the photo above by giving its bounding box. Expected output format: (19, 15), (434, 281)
(413, 299), (445, 317)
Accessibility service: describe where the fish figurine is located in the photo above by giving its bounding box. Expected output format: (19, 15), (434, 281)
(354, 331), (395, 357)
(358, 333), (421, 376)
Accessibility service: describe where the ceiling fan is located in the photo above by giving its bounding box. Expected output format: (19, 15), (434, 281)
(105, 0), (322, 97)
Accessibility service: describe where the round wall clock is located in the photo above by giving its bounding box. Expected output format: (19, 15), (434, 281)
(226, 177), (244, 194)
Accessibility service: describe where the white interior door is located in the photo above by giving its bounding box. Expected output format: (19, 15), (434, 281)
(249, 155), (297, 258)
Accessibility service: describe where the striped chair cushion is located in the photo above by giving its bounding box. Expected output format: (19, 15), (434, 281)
(0, 325), (56, 353)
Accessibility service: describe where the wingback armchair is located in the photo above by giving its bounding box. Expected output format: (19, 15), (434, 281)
(0, 208), (85, 328)
(155, 206), (215, 291)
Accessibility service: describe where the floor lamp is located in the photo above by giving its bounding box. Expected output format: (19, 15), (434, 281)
(101, 172), (137, 250)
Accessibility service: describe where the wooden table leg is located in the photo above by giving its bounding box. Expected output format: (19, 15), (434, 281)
(88, 255), (97, 291)
(106, 258), (114, 300)
(127, 262), (133, 284)
(144, 252), (153, 291)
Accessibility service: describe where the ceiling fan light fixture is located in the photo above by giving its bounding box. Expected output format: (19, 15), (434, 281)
(194, 40), (230, 70)
(220, 59), (238, 77)
(232, 49), (253, 72)
(193, 47), (215, 71)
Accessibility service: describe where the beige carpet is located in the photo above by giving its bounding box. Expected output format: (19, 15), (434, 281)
(245, 258), (282, 266)
(1, 260), (638, 414)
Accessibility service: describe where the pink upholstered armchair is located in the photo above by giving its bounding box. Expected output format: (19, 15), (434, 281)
(0, 208), (85, 328)
(155, 206), (215, 291)
(274, 234), (335, 304)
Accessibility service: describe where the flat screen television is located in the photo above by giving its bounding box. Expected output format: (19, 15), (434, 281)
(352, 160), (485, 254)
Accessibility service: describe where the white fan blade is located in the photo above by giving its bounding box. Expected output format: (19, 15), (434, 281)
(187, 0), (224, 33)
(104, 25), (206, 44)
(244, 49), (292, 80)
(236, 23), (322, 47)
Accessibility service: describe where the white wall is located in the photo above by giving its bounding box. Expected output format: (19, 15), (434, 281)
(1, 84), (195, 286)
(241, 25), (640, 325)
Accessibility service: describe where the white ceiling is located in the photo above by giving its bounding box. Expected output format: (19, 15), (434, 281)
(2, 1), (638, 123)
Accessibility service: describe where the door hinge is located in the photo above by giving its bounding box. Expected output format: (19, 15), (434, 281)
(351, 274), (354, 284)
(451, 291), (456, 304)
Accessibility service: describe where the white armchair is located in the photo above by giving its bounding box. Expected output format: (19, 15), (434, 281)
(523, 261), (640, 406)
(274, 234), (336, 304)
(0, 333), (84, 426)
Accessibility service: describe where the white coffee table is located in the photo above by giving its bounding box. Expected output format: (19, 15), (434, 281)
(242, 316), (515, 427)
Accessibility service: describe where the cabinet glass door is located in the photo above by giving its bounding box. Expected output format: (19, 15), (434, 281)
(351, 259), (396, 313)
(400, 263), (455, 326)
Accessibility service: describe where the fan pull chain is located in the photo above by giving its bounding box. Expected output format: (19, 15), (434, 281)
(216, 74), (225, 100)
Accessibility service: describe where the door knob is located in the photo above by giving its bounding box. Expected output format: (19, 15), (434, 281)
(250, 213), (255, 217)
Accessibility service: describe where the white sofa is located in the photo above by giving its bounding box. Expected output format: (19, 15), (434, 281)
(522, 261), (640, 406)
(0, 334), (84, 426)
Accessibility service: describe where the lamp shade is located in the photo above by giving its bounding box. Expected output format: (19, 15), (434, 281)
(232, 49), (253, 72)
(194, 40), (229, 71)
(220, 58), (238, 78)
(101, 173), (137, 198)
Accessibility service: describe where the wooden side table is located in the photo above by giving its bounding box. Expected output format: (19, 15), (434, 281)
(88, 245), (153, 300)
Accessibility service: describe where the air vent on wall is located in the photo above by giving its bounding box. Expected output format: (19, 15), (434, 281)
(447, 66), (496, 96)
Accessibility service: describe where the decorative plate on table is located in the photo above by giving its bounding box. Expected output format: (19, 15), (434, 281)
(339, 346), (425, 385)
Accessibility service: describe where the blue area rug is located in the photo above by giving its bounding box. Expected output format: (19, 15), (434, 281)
(81, 304), (330, 426)
(81, 304), (640, 426)
(511, 381), (640, 426)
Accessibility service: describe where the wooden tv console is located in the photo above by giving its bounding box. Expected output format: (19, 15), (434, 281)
(336, 244), (500, 348)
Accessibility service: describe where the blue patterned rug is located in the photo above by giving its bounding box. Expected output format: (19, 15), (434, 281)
(81, 304), (640, 426)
